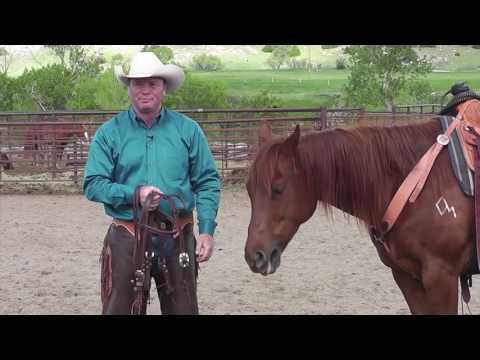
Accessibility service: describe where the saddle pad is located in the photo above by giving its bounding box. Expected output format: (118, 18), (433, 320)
(438, 116), (474, 197)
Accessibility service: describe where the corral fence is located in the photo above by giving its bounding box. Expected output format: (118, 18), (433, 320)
(393, 103), (442, 114)
(0, 107), (437, 185)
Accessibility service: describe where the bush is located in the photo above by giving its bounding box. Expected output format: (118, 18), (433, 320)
(163, 73), (228, 109)
(0, 73), (16, 111)
(287, 58), (307, 69)
(16, 64), (75, 110)
(472, 45), (480, 49)
(93, 67), (130, 110)
(321, 45), (340, 49)
(141, 45), (174, 63)
(336, 57), (346, 69)
(262, 45), (275, 53)
(228, 90), (282, 109)
(66, 76), (101, 110)
(191, 53), (224, 71)
(110, 54), (124, 65)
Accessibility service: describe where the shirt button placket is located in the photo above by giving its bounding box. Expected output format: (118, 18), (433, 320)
(147, 130), (154, 184)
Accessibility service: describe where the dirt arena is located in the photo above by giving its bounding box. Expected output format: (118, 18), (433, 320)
(1, 184), (480, 315)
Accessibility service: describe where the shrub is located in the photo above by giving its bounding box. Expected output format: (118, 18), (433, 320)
(191, 53), (224, 71)
(16, 64), (75, 110)
(141, 45), (174, 63)
(163, 73), (228, 108)
(336, 57), (346, 69)
(228, 90), (282, 109)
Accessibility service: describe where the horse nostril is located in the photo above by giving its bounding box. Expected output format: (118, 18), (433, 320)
(255, 250), (267, 269)
(270, 247), (281, 267)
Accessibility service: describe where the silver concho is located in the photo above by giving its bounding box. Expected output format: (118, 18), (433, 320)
(179, 252), (190, 268)
(437, 134), (449, 146)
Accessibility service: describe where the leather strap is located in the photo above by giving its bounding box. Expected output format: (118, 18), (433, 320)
(474, 137), (480, 276)
(129, 187), (194, 315)
(381, 101), (475, 233)
(112, 219), (135, 237)
(112, 214), (194, 239)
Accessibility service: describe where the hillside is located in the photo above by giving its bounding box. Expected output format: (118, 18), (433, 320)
(4, 45), (480, 77)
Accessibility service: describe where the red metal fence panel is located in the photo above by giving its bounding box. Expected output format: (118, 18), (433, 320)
(0, 108), (434, 184)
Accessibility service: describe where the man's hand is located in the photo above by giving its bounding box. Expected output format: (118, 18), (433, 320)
(196, 233), (214, 263)
(139, 185), (163, 211)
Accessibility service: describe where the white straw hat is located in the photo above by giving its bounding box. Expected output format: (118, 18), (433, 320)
(114, 52), (185, 93)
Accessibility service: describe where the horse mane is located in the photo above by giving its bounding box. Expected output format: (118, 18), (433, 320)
(249, 140), (284, 197)
(250, 118), (453, 228)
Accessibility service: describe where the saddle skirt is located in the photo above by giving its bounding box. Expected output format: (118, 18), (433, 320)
(455, 99), (480, 171)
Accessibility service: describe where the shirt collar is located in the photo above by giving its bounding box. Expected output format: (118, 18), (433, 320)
(129, 106), (165, 127)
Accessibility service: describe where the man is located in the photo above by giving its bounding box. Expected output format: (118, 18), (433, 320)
(83, 52), (220, 314)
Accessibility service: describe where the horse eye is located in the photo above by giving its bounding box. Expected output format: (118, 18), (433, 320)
(272, 187), (283, 197)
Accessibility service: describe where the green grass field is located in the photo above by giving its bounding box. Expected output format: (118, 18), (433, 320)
(5, 45), (480, 109)
(194, 69), (347, 107)
(194, 69), (480, 108)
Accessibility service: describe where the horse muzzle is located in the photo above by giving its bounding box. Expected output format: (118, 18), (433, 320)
(245, 245), (282, 276)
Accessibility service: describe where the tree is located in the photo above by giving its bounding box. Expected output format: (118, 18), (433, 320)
(262, 45), (300, 57)
(0, 73), (16, 110)
(164, 72), (228, 109)
(265, 45), (301, 70)
(68, 46), (105, 78)
(191, 53), (224, 71)
(45, 45), (70, 66)
(343, 45), (432, 111)
(16, 64), (75, 110)
(66, 75), (101, 110)
(93, 67), (130, 110)
(45, 45), (105, 80)
(141, 45), (174, 63)
(262, 45), (275, 53)
(111, 54), (124, 65)
(0, 47), (13, 75)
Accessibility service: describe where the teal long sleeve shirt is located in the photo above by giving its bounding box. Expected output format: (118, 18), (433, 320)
(83, 106), (220, 236)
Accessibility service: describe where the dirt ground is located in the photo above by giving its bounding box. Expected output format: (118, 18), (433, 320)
(1, 184), (480, 315)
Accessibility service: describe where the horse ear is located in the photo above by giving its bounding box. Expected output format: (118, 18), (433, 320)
(258, 119), (272, 147)
(282, 124), (300, 151)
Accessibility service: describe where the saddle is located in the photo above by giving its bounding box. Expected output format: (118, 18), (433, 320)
(130, 187), (194, 315)
(453, 100), (480, 171)
(371, 99), (480, 304)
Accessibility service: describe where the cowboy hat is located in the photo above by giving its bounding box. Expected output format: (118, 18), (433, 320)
(114, 52), (185, 93)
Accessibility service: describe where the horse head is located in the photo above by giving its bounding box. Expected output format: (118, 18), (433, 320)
(0, 152), (12, 170)
(244, 121), (317, 276)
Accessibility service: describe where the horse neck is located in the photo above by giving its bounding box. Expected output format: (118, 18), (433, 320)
(298, 126), (431, 228)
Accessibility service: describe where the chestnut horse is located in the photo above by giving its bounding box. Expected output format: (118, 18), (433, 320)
(244, 117), (475, 315)
(23, 123), (89, 167)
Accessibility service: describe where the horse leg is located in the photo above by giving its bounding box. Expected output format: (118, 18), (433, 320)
(391, 268), (429, 314)
(420, 261), (459, 315)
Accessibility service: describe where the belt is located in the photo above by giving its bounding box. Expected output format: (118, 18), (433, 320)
(112, 212), (194, 238)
